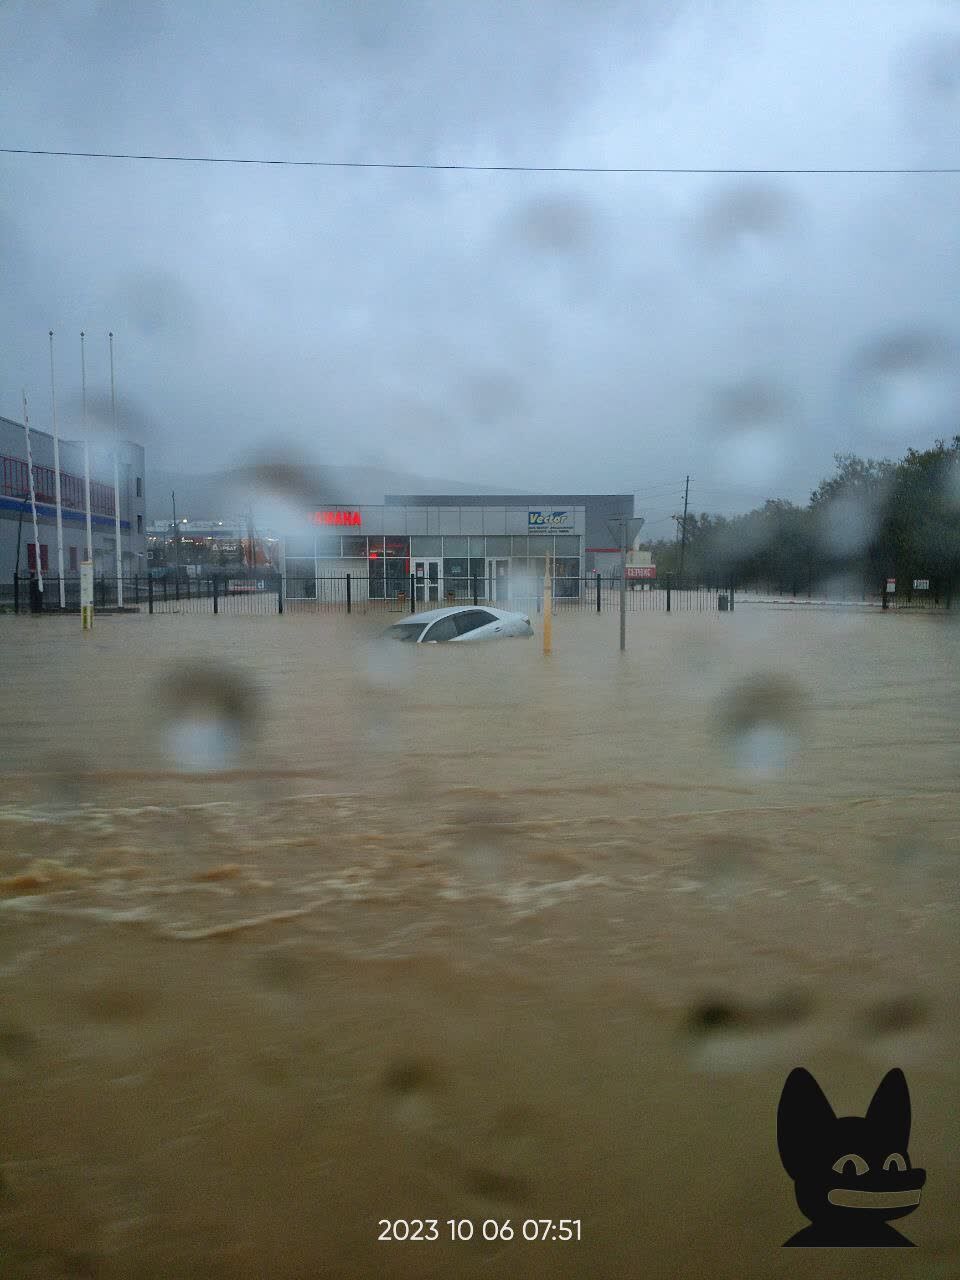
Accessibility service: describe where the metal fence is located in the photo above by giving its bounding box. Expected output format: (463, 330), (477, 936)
(11, 571), (948, 617)
(3, 572), (284, 616)
(283, 574), (736, 615)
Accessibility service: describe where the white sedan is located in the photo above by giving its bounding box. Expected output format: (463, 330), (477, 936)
(383, 605), (534, 643)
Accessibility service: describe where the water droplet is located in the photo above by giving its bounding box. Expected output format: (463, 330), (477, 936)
(157, 664), (258, 773)
(715, 674), (804, 777)
(694, 181), (799, 296)
(164, 714), (241, 773)
(813, 492), (879, 557)
(705, 381), (790, 488)
(848, 331), (960, 447)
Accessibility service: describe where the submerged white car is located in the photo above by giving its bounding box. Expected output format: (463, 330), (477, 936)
(383, 605), (534, 643)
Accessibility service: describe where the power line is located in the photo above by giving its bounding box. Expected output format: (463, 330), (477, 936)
(2, 147), (960, 174)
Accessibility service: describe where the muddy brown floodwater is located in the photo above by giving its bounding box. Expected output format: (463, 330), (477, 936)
(1, 605), (958, 1278)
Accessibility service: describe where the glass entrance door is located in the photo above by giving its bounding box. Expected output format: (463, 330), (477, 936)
(486, 557), (510, 604)
(413, 558), (442, 604)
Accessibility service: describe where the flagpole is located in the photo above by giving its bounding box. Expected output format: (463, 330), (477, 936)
(48, 331), (66, 607)
(80, 332), (93, 563)
(22, 391), (44, 595)
(109, 331), (123, 608)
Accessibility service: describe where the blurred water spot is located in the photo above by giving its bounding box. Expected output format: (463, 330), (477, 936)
(508, 192), (596, 255)
(814, 492), (878, 557)
(694, 181), (799, 294)
(684, 990), (812, 1073)
(157, 664), (259, 773)
(164, 715), (241, 773)
(360, 633), (417, 690)
(861, 995), (927, 1038)
(896, 32), (960, 134)
(944, 453), (960, 506)
(848, 331), (960, 445)
(715, 674), (804, 777)
(706, 381), (789, 488)
(226, 447), (348, 537)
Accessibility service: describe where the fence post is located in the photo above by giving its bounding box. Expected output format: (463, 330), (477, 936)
(666, 574), (671, 613)
(729, 580), (735, 612)
(98, 575), (106, 609)
(411, 573), (416, 613)
(163, 576), (168, 603)
(13, 573), (18, 615)
(148, 574), (154, 614)
(213, 576), (219, 615)
(278, 573), (284, 615)
(134, 574), (139, 606)
(346, 573), (351, 614)
(596, 572), (601, 613)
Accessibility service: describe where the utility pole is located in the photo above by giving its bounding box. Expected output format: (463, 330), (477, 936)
(678, 474), (690, 586)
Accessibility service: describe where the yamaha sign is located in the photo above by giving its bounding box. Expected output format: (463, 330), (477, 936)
(528, 508), (573, 533)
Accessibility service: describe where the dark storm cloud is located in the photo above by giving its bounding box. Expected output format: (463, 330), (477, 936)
(2, 0), (959, 532)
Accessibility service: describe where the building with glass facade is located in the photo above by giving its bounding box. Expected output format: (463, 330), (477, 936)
(283, 493), (635, 605)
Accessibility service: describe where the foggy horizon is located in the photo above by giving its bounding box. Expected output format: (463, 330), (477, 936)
(3, 0), (960, 537)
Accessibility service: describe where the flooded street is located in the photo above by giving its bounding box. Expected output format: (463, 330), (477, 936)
(2, 606), (958, 1277)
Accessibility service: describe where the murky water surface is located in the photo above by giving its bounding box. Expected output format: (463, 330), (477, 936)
(1, 607), (958, 1277)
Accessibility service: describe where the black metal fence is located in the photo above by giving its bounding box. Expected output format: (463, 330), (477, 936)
(7, 571), (948, 618)
(3, 572), (284, 616)
(283, 574), (737, 615)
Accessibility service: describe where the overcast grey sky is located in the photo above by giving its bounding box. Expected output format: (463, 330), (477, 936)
(2, 0), (959, 535)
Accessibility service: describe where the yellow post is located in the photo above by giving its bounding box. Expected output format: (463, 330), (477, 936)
(80, 559), (93, 631)
(543, 552), (552, 656)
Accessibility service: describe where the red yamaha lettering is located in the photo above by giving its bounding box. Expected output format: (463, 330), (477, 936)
(312, 510), (362, 527)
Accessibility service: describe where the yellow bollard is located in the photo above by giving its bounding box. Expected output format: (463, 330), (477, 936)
(80, 559), (94, 631)
(543, 554), (552, 656)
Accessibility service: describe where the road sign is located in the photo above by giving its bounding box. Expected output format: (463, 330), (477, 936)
(913, 579), (929, 590)
(886, 579), (896, 593)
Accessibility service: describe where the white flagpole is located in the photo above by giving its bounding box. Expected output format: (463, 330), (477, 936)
(109, 331), (123, 608)
(49, 331), (66, 607)
(22, 391), (44, 595)
(81, 332), (93, 563)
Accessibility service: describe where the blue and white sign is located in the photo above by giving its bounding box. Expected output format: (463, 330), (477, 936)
(528, 508), (573, 533)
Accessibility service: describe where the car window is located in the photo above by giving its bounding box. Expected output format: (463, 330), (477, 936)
(453, 610), (496, 635)
(385, 622), (426, 642)
(422, 616), (458, 642)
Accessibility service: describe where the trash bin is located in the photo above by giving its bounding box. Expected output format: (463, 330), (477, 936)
(718, 593), (729, 612)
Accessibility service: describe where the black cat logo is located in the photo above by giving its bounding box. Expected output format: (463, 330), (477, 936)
(777, 1067), (925, 1247)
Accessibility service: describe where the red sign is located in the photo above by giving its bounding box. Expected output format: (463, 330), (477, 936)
(312, 510), (362, 527)
(626, 565), (657, 579)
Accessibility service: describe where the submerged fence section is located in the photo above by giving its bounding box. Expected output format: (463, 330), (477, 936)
(5, 571), (950, 618)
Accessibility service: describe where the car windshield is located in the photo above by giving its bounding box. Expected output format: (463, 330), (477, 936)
(384, 622), (427, 642)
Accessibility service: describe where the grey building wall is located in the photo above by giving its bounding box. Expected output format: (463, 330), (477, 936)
(0, 415), (146, 580)
(385, 493), (634, 572)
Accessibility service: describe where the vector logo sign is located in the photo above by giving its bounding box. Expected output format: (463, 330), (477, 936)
(528, 509), (572, 531)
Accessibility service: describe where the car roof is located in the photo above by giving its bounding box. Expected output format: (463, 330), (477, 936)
(389, 605), (512, 625)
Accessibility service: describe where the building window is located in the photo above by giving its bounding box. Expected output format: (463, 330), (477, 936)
(69, 546), (78, 572)
(27, 543), (49, 573)
(342, 536), (367, 558)
(136, 476), (142, 497)
(137, 514), (143, 534)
